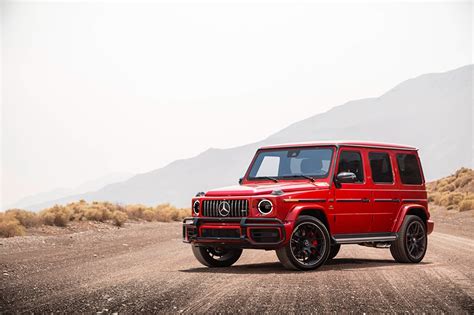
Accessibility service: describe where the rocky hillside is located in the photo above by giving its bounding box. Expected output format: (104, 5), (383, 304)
(427, 168), (474, 211)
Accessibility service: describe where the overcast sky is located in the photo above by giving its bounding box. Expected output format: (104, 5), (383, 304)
(1, 1), (472, 207)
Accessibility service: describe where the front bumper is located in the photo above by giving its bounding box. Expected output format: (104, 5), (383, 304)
(182, 217), (286, 248)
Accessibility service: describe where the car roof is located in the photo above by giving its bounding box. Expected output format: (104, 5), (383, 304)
(259, 140), (418, 151)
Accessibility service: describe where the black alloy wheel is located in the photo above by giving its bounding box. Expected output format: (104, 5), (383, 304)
(390, 215), (428, 263)
(405, 220), (427, 260)
(290, 222), (326, 265)
(192, 245), (243, 267)
(276, 215), (330, 270)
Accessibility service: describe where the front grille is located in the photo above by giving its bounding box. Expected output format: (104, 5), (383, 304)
(202, 199), (249, 217)
(201, 228), (240, 238)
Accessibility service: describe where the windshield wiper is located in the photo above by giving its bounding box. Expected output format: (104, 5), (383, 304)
(293, 175), (315, 182)
(262, 176), (279, 182)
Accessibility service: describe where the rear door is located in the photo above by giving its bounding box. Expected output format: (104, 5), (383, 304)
(333, 148), (372, 234)
(368, 150), (400, 232)
(394, 151), (427, 223)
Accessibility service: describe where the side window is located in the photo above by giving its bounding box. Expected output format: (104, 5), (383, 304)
(337, 150), (364, 183)
(369, 152), (394, 183)
(397, 154), (423, 185)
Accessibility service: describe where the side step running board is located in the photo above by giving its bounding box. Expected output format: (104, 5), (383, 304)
(333, 233), (398, 244)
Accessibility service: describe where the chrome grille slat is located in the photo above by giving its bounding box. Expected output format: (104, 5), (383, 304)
(202, 199), (249, 217)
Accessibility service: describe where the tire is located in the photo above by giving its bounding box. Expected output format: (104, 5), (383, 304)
(192, 246), (242, 267)
(328, 244), (341, 260)
(390, 215), (427, 263)
(276, 215), (331, 270)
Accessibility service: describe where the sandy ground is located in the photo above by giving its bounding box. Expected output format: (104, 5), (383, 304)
(1, 213), (473, 313)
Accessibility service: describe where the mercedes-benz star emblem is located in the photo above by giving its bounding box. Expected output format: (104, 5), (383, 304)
(218, 201), (231, 217)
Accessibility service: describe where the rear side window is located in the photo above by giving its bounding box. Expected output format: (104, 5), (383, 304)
(369, 152), (393, 183)
(397, 154), (423, 185)
(337, 150), (364, 183)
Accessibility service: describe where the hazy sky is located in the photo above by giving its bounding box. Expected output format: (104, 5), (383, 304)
(1, 1), (472, 207)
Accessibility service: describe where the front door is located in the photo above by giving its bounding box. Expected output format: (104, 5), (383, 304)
(333, 148), (372, 234)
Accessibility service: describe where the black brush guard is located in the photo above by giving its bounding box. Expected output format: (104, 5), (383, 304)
(182, 217), (286, 248)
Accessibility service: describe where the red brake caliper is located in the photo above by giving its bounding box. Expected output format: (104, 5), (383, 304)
(310, 231), (318, 253)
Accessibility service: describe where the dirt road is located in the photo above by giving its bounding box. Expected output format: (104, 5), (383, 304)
(1, 221), (473, 313)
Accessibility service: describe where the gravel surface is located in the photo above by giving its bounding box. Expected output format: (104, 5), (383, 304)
(1, 220), (473, 313)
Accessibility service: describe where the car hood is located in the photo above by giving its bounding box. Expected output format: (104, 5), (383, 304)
(204, 181), (329, 197)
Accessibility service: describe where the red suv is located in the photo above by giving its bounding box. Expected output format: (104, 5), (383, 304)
(183, 141), (434, 270)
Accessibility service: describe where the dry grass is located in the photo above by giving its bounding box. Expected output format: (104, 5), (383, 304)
(427, 167), (473, 211)
(112, 211), (128, 227)
(0, 212), (26, 237)
(459, 199), (474, 212)
(40, 205), (72, 227)
(5, 209), (42, 227)
(0, 200), (190, 237)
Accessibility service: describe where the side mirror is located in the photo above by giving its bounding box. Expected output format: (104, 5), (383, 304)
(238, 177), (244, 185)
(336, 172), (357, 184)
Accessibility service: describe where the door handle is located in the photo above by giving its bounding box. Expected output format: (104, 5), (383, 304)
(361, 198), (370, 203)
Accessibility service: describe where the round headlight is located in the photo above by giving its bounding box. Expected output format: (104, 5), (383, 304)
(258, 199), (273, 215)
(193, 200), (200, 215)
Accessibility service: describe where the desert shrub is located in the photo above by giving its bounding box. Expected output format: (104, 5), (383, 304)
(439, 192), (465, 207)
(172, 208), (189, 221)
(68, 203), (86, 221)
(427, 192), (440, 203)
(125, 204), (148, 220)
(455, 167), (470, 177)
(154, 204), (173, 222)
(141, 209), (156, 221)
(40, 205), (72, 227)
(0, 213), (25, 237)
(154, 204), (189, 222)
(155, 210), (172, 222)
(2, 200), (190, 236)
(459, 200), (474, 212)
(112, 211), (128, 227)
(63, 201), (126, 223)
(5, 209), (41, 227)
(440, 183), (456, 192)
(453, 176), (472, 188)
(84, 205), (113, 222)
(435, 180), (447, 190)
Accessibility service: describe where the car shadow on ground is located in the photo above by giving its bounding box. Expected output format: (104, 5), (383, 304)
(180, 258), (431, 274)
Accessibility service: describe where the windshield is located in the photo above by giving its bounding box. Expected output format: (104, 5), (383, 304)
(248, 147), (335, 180)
